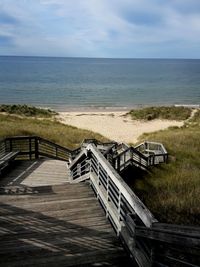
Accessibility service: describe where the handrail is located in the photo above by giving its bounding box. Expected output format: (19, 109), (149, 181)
(87, 143), (157, 229)
(125, 214), (200, 266)
(3, 136), (76, 161)
(112, 146), (150, 171)
(135, 141), (168, 165)
(81, 138), (117, 149)
(135, 141), (168, 155)
(71, 143), (200, 266)
(85, 143), (158, 266)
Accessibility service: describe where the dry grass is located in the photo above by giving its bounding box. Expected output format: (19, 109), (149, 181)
(0, 114), (107, 149)
(131, 114), (200, 225)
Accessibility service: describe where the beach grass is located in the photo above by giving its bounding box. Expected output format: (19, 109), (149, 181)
(131, 113), (200, 225)
(0, 114), (107, 149)
(0, 104), (58, 118)
(127, 106), (192, 121)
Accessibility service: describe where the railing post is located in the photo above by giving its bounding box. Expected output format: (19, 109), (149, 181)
(29, 137), (32, 160)
(9, 139), (12, 152)
(35, 137), (39, 159)
(118, 192), (121, 222)
(117, 156), (120, 172)
(106, 175), (109, 218)
(56, 147), (58, 158)
(77, 163), (81, 177)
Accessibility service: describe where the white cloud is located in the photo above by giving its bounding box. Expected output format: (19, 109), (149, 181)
(0, 0), (200, 57)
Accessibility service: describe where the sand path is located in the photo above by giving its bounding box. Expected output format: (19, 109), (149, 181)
(57, 111), (184, 143)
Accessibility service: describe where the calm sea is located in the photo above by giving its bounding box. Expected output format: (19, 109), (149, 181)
(0, 56), (199, 111)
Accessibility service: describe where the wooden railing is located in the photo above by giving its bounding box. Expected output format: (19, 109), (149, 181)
(112, 146), (150, 171)
(124, 214), (200, 266)
(1, 136), (77, 161)
(101, 141), (168, 173)
(87, 144), (157, 229)
(69, 143), (200, 266)
(69, 149), (90, 183)
(85, 143), (157, 266)
(135, 141), (168, 165)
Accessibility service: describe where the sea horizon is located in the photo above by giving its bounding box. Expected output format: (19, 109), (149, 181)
(1, 54), (200, 60)
(0, 56), (199, 111)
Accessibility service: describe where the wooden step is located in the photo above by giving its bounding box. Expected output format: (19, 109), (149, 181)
(0, 159), (130, 266)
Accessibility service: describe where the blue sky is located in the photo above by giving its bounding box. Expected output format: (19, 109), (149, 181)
(0, 0), (200, 58)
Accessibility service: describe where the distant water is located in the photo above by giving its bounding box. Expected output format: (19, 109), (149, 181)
(0, 56), (199, 111)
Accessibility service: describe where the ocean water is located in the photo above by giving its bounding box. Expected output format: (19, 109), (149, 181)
(0, 56), (199, 111)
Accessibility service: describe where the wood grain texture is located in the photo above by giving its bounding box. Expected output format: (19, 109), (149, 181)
(0, 160), (131, 267)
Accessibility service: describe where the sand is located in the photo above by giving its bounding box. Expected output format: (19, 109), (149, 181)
(57, 111), (184, 143)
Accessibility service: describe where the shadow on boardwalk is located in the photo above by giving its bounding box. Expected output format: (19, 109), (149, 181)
(0, 163), (132, 267)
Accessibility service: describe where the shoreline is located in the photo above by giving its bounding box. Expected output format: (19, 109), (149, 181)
(36, 103), (199, 112)
(1, 103), (199, 113)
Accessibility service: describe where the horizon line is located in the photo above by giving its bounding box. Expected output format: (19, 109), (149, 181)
(0, 55), (200, 60)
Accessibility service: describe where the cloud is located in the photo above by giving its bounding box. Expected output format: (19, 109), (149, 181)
(0, 11), (19, 25)
(0, 35), (14, 46)
(0, 0), (200, 57)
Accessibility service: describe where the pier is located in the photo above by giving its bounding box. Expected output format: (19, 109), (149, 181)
(0, 136), (199, 266)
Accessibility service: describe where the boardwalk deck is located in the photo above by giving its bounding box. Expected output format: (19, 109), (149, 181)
(0, 159), (70, 187)
(0, 160), (131, 267)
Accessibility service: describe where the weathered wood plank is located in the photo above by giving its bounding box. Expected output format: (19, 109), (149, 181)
(0, 159), (131, 267)
(0, 159), (69, 186)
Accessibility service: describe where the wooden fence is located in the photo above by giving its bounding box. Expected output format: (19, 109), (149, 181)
(0, 136), (78, 161)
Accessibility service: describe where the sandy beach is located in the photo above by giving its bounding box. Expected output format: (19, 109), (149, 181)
(57, 111), (184, 143)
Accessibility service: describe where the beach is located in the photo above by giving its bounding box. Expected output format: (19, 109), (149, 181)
(57, 111), (184, 143)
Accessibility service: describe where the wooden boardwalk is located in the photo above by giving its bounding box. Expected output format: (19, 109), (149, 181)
(0, 159), (70, 187)
(0, 160), (131, 267)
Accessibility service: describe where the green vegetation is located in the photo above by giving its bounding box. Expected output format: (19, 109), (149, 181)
(189, 109), (200, 124)
(127, 106), (192, 121)
(0, 104), (57, 117)
(0, 114), (107, 149)
(131, 112), (200, 225)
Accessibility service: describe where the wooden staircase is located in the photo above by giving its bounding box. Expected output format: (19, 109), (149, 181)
(0, 182), (132, 267)
(1, 136), (198, 266)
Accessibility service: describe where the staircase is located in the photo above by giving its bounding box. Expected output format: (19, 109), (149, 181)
(0, 136), (199, 267)
(69, 140), (168, 183)
(0, 182), (133, 267)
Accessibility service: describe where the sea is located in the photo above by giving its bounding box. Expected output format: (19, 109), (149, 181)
(0, 56), (199, 111)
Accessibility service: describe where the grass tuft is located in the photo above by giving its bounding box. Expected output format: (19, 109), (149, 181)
(0, 104), (57, 117)
(127, 106), (192, 121)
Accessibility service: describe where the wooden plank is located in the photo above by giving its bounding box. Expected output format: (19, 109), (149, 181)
(0, 159), (70, 186)
(0, 162), (129, 267)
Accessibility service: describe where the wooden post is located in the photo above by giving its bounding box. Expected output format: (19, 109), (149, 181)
(118, 192), (121, 222)
(9, 139), (12, 152)
(117, 156), (120, 172)
(35, 137), (39, 159)
(29, 137), (32, 160)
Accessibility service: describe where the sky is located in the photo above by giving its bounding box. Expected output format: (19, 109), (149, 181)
(0, 0), (200, 58)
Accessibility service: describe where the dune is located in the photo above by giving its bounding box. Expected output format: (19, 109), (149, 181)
(57, 111), (184, 143)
